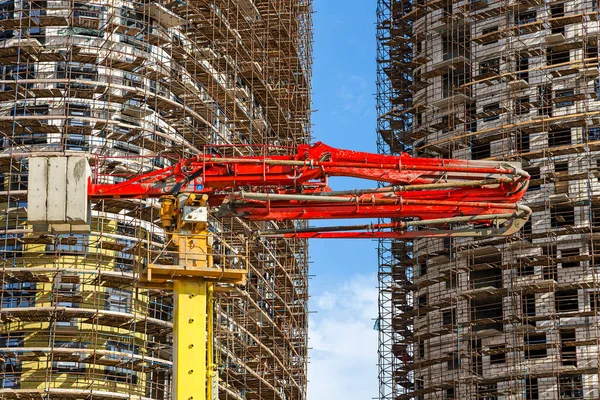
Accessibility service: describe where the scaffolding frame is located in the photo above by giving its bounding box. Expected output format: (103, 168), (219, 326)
(0, 1), (313, 399)
(378, 0), (600, 398)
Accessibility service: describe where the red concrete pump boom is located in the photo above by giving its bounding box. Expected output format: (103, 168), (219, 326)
(88, 142), (531, 239)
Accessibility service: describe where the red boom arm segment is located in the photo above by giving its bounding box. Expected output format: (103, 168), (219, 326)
(89, 142), (531, 238)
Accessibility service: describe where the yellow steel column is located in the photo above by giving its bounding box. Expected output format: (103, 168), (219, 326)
(147, 195), (245, 400)
(173, 279), (207, 400)
(207, 283), (215, 400)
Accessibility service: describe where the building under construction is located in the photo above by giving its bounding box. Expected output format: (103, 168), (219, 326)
(0, 1), (312, 399)
(378, 0), (600, 398)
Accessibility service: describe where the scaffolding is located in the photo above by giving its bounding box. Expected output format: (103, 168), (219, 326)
(378, 0), (600, 398)
(0, 1), (313, 399)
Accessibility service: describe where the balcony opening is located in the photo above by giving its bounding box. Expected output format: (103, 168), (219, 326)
(555, 161), (568, 173)
(442, 28), (470, 60)
(522, 293), (536, 316)
(558, 374), (583, 399)
(105, 340), (139, 384)
(560, 248), (580, 268)
(589, 291), (600, 314)
(555, 89), (575, 108)
(417, 259), (427, 277)
(586, 127), (600, 142)
(442, 70), (468, 98)
(482, 102), (501, 122)
(446, 271), (458, 289)
(2, 281), (35, 308)
(551, 205), (575, 227)
(556, 289), (579, 312)
(470, 268), (502, 289)
(516, 55), (529, 82)
(52, 341), (88, 373)
(538, 85), (553, 116)
(516, 97), (530, 116)
(481, 25), (498, 45)
(547, 48), (570, 65)
(447, 352), (460, 370)
(471, 339), (482, 375)
(489, 345), (506, 364)
(442, 308), (456, 326)
(523, 218), (532, 236)
(586, 41), (598, 60)
(417, 293), (428, 309)
(560, 328), (577, 366)
(477, 383), (498, 399)
(480, 58), (500, 76)
(415, 378), (424, 400)
(526, 377), (539, 400)
(471, 296), (503, 332)
(516, 10), (536, 26)
(550, 4), (565, 34)
(471, 140), (491, 159)
(525, 332), (547, 359)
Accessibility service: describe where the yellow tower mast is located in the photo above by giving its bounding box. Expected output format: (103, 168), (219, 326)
(142, 194), (247, 400)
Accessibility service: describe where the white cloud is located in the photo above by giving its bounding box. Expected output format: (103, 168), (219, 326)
(308, 274), (379, 399)
(331, 75), (374, 120)
(316, 291), (337, 310)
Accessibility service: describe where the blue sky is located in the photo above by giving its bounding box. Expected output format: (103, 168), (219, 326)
(308, 1), (379, 399)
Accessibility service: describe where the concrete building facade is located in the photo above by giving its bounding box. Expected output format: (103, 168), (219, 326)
(0, 1), (312, 399)
(378, 0), (600, 398)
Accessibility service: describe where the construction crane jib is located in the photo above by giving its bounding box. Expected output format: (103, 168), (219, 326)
(25, 142), (531, 400)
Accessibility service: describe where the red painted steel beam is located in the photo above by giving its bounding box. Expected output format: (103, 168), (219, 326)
(87, 142), (530, 237)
